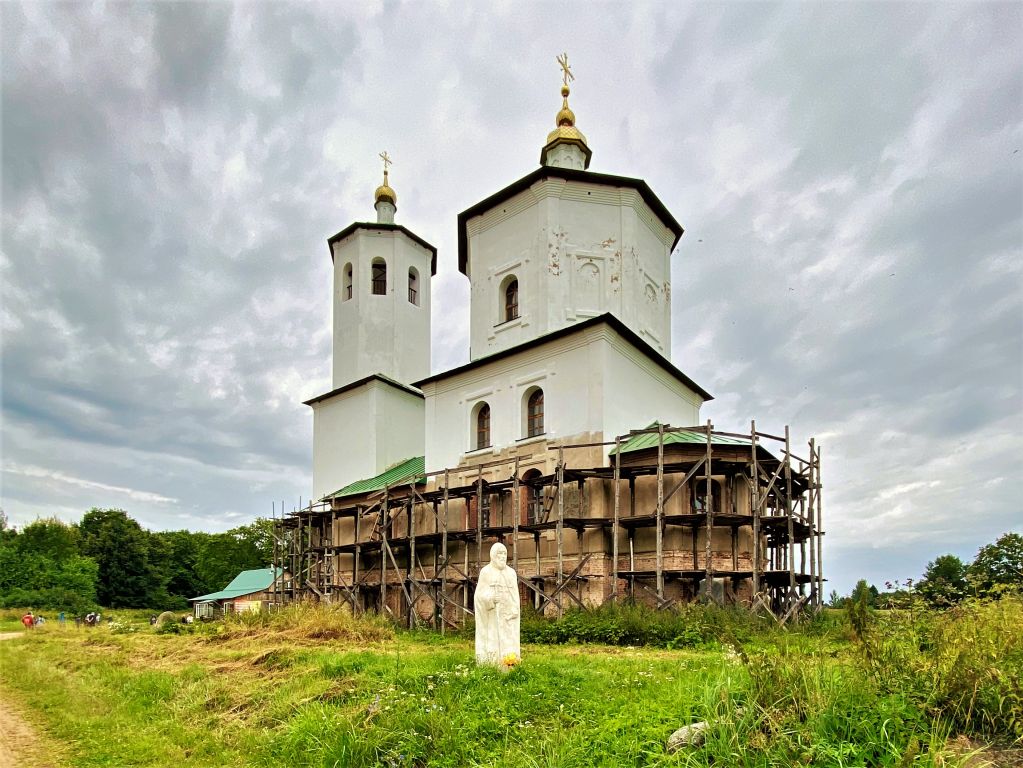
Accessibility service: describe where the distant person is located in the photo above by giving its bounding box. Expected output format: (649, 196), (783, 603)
(34, 615), (45, 626)
(58, 612), (66, 625)
(21, 612), (34, 630)
(74, 615), (82, 628)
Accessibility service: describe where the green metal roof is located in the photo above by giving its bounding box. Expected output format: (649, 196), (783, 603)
(611, 423), (751, 455)
(325, 456), (425, 500)
(190, 567), (280, 603)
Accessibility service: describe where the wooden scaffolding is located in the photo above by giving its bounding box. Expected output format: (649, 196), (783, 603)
(271, 422), (824, 627)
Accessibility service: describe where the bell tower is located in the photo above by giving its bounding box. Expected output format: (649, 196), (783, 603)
(307, 154), (436, 501)
(329, 153), (434, 388)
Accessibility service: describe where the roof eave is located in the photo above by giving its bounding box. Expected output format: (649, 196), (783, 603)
(412, 312), (712, 402)
(327, 222), (438, 276)
(457, 166), (683, 276)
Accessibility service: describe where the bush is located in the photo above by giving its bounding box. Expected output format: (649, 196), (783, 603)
(518, 602), (777, 648)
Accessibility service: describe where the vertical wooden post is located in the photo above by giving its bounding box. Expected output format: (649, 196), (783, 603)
(381, 489), (388, 617)
(353, 505), (362, 614)
(751, 420), (761, 600)
(271, 502), (277, 606)
(628, 527), (635, 600)
(475, 466), (484, 578)
(785, 426), (796, 611)
(556, 446), (565, 617)
(612, 436), (621, 602)
(512, 456), (520, 576)
(408, 495), (416, 629)
(534, 531), (541, 610)
(441, 471), (449, 634)
(704, 419), (713, 600)
(807, 439), (816, 607)
(816, 444), (824, 608)
(655, 424), (665, 602)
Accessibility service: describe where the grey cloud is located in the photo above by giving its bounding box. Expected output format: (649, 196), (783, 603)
(2, 1), (1020, 596)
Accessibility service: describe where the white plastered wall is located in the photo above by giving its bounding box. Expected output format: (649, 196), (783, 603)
(311, 379), (426, 500)
(332, 228), (432, 388)
(421, 322), (703, 473)
(464, 177), (676, 361)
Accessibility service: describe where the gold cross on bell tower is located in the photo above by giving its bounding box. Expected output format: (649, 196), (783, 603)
(556, 52), (574, 87)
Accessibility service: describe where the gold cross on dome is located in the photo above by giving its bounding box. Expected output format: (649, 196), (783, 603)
(557, 52), (574, 87)
(379, 151), (392, 172)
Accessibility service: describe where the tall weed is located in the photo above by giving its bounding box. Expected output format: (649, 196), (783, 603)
(852, 593), (1023, 743)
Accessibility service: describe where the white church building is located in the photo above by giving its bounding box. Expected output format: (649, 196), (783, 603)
(284, 63), (824, 620)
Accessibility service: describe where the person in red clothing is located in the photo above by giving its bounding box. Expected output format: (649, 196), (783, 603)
(21, 611), (34, 629)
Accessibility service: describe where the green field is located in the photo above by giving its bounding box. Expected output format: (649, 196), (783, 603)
(0, 601), (1020, 767)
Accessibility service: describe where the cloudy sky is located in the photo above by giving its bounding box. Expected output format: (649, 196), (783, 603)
(2, 1), (1020, 594)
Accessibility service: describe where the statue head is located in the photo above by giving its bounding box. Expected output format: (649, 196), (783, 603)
(489, 542), (508, 570)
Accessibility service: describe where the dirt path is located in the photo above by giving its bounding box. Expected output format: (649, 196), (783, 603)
(0, 631), (58, 768)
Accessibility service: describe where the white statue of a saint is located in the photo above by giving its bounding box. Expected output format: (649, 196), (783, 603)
(474, 542), (520, 666)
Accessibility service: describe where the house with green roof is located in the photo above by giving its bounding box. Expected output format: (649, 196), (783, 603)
(189, 567), (286, 619)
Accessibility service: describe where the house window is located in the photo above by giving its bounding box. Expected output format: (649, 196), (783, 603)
(408, 267), (419, 305)
(504, 279), (519, 322)
(475, 403), (491, 450)
(343, 263), (353, 301)
(526, 388), (544, 437)
(371, 258), (387, 295)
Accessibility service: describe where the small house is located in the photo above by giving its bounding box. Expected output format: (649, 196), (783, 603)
(189, 567), (287, 618)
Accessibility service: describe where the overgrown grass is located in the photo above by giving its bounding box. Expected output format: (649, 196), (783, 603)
(0, 600), (1019, 767)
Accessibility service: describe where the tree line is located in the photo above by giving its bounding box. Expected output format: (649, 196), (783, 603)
(833, 532), (1023, 609)
(0, 508), (274, 614)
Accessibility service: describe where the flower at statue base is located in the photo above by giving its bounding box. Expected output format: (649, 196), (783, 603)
(501, 653), (520, 669)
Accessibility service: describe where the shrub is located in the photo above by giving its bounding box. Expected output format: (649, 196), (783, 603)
(518, 601), (777, 648)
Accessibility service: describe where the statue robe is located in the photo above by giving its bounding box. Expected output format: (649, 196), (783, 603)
(473, 562), (520, 665)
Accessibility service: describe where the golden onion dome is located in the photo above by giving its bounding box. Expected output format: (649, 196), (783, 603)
(374, 170), (396, 206)
(540, 81), (591, 168)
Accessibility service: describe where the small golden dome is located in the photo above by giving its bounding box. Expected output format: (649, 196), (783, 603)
(374, 169), (396, 206)
(540, 53), (592, 169)
(545, 84), (587, 146)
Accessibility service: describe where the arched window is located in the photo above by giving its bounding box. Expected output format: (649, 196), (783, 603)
(474, 403), (491, 450)
(408, 267), (419, 305)
(342, 263), (353, 301)
(522, 468), (543, 525)
(526, 388), (544, 437)
(371, 258), (387, 295)
(503, 277), (519, 322)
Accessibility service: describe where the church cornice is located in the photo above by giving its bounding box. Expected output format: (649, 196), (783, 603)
(327, 222), (438, 276)
(412, 312), (712, 402)
(456, 166), (684, 276)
